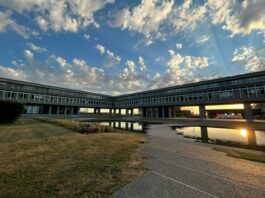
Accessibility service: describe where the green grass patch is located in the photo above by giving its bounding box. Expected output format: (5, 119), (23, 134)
(213, 147), (265, 164)
(0, 118), (146, 197)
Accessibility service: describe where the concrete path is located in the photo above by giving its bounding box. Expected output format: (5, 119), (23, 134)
(115, 124), (265, 198)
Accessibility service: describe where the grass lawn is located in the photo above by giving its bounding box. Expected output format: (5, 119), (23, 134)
(213, 147), (265, 164)
(0, 118), (146, 197)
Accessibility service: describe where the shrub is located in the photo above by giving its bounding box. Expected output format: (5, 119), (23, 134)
(35, 117), (113, 134)
(0, 101), (25, 124)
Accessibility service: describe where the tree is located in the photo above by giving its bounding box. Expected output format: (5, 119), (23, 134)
(0, 101), (25, 124)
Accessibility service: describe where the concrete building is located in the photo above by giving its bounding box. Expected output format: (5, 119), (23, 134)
(1, 71), (265, 120)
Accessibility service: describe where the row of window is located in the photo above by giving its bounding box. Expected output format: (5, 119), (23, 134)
(1, 86), (265, 108)
(0, 90), (114, 107)
(116, 86), (265, 107)
(117, 75), (265, 101)
(0, 82), (108, 100)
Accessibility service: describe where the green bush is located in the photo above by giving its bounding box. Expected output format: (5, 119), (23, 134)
(35, 117), (113, 133)
(0, 101), (25, 124)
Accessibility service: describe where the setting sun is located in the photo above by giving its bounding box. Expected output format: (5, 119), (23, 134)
(240, 129), (248, 137)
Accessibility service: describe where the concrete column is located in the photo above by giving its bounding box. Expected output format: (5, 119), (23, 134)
(156, 107), (159, 118)
(142, 107), (146, 117)
(131, 108), (134, 116)
(247, 129), (257, 147)
(172, 107), (176, 118)
(64, 106), (67, 115)
(126, 109), (129, 115)
(200, 126), (208, 142)
(57, 105), (60, 115)
(71, 106), (74, 115)
(125, 122), (129, 130)
(94, 108), (97, 114)
(150, 108), (153, 118)
(199, 105), (206, 119)
(244, 103), (253, 121)
(162, 106), (165, 118)
(168, 107), (172, 118)
(48, 105), (52, 115)
(130, 122), (133, 130)
(119, 109), (122, 115)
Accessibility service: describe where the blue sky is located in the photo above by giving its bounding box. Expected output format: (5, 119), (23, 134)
(0, 0), (265, 95)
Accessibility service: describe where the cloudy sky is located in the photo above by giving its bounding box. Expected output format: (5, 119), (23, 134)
(0, 0), (265, 95)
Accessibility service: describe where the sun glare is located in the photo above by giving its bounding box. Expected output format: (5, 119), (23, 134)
(240, 129), (248, 138)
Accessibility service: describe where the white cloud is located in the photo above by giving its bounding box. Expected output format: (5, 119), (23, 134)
(138, 56), (147, 71)
(0, 0), (114, 33)
(0, 10), (31, 38)
(109, 0), (265, 44)
(110, 0), (174, 44)
(110, 0), (209, 45)
(104, 50), (121, 67)
(11, 60), (24, 67)
(1, 49), (150, 94)
(232, 46), (255, 62)
(168, 49), (175, 56)
(154, 72), (160, 80)
(176, 43), (182, 49)
(126, 60), (136, 73)
(196, 35), (209, 44)
(160, 49), (210, 87)
(232, 45), (265, 72)
(96, 44), (121, 67)
(24, 49), (34, 61)
(207, 0), (265, 37)
(96, 44), (106, 54)
(27, 42), (47, 53)
(0, 65), (25, 79)
(169, 0), (208, 33)
(155, 56), (164, 62)
(245, 56), (265, 72)
(1, 47), (213, 95)
(84, 34), (90, 40)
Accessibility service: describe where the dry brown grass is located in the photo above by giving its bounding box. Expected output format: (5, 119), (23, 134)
(0, 118), (146, 197)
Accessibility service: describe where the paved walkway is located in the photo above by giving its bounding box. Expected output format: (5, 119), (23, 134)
(115, 124), (265, 198)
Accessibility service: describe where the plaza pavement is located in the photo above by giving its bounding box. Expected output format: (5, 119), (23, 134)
(115, 124), (265, 198)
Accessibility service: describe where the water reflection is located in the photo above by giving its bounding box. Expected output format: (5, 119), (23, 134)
(96, 121), (147, 133)
(174, 126), (265, 149)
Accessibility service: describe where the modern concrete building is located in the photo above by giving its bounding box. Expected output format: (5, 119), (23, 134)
(1, 70), (265, 120)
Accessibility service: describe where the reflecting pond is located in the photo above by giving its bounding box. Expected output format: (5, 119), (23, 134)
(96, 121), (147, 133)
(87, 120), (265, 150)
(173, 126), (265, 149)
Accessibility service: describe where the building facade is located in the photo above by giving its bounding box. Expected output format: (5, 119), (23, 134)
(1, 71), (265, 120)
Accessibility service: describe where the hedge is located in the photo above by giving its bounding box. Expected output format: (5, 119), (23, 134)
(0, 101), (25, 124)
(35, 117), (113, 134)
